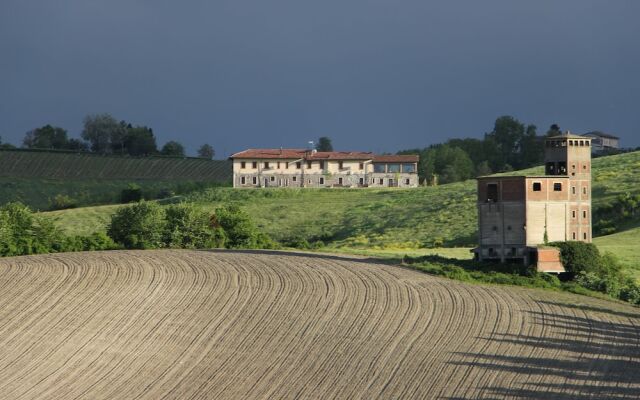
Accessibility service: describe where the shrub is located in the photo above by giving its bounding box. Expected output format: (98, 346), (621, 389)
(212, 204), (277, 249)
(0, 202), (62, 256)
(50, 194), (77, 210)
(121, 184), (143, 203)
(549, 241), (603, 277)
(107, 201), (166, 249)
(163, 204), (225, 249)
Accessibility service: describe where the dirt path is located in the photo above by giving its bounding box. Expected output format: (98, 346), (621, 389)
(0, 250), (638, 399)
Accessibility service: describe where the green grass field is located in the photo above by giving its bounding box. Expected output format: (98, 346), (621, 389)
(47, 151), (640, 246)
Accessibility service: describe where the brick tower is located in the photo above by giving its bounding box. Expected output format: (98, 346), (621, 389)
(476, 132), (592, 269)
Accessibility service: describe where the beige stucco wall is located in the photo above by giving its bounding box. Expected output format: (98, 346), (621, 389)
(232, 158), (417, 188)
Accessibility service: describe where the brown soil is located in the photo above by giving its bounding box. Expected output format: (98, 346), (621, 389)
(0, 250), (638, 399)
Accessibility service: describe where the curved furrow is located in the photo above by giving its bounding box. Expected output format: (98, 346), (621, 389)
(0, 250), (639, 399)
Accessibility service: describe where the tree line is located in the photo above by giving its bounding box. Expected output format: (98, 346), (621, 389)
(0, 113), (215, 159)
(398, 116), (564, 184)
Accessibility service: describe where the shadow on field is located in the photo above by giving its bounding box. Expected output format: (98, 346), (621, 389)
(204, 249), (394, 266)
(447, 302), (640, 399)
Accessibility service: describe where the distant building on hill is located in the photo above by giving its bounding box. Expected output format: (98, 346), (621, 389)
(475, 132), (593, 272)
(581, 131), (620, 153)
(229, 149), (419, 188)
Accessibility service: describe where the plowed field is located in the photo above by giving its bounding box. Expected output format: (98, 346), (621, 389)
(0, 250), (638, 399)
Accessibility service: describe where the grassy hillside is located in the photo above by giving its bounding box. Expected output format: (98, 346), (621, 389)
(0, 149), (231, 209)
(593, 226), (640, 280)
(47, 151), (640, 255)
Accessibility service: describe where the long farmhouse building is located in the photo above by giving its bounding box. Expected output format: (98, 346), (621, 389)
(230, 149), (419, 188)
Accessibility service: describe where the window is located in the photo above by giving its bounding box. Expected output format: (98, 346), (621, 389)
(405, 178), (410, 185)
(277, 162), (280, 169)
(285, 162), (289, 169)
(373, 163), (385, 173)
(584, 232), (587, 240)
(307, 161), (312, 169)
(338, 177), (343, 185)
(252, 161), (257, 169)
(308, 179), (312, 184)
(546, 162), (556, 175)
(573, 232), (576, 240)
(388, 163), (400, 173)
(572, 210), (576, 218)
(264, 162), (270, 169)
(241, 161), (246, 169)
(511, 247), (516, 256)
(296, 162), (301, 169)
(533, 182), (541, 191)
(572, 186), (576, 195)
(379, 178), (384, 185)
(252, 177), (257, 185)
(553, 183), (562, 191)
(270, 176), (275, 182)
(319, 161), (325, 169)
(359, 162), (364, 170)
(583, 187), (587, 195)
(487, 183), (498, 202)
(292, 176), (297, 182)
(579, 140), (584, 146)
(402, 164), (415, 173)
(241, 176), (246, 184)
(583, 210), (587, 219)
(319, 177), (324, 185)
(558, 162), (567, 174)
(359, 177), (364, 185)
(339, 161), (344, 169)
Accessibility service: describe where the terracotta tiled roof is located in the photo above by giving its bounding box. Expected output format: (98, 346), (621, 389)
(372, 154), (419, 163)
(230, 149), (307, 159)
(307, 151), (373, 160)
(230, 149), (419, 163)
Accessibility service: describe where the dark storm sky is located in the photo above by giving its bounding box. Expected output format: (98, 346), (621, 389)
(1, 1), (639, 157)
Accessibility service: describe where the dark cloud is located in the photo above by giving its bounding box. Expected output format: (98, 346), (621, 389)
(1, 0), (639, 156)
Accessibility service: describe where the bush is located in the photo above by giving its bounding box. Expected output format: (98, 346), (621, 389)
(50, 194), (77, 210)
(212, 204), (277, 249)
(121, 184), (143, 203)
(107, 201), (166, 249)
(0, 202), (62, 256)
(163, 204), (225, 249)
(549, 241), (603, 277)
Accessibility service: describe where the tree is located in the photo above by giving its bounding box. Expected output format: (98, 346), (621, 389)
(161, 141), (185, 157)
(475, 160), (492, 177)
(107, 201), (166, 249)
(518, 124), (544, 169)
(110, 121), (129, 154)
(197, 143), (215, 159)
(0, 136), (16, 149)
(163, 204), (224, 248)
(546, 123), (562, 137)
(66, 138), (89, 152)
(82, 114), (120, 153)
(485, 116), (526, 171)
(123, 126), (157, 156)
(23, 125), (70, 149)
(316, 137), (333, 152)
